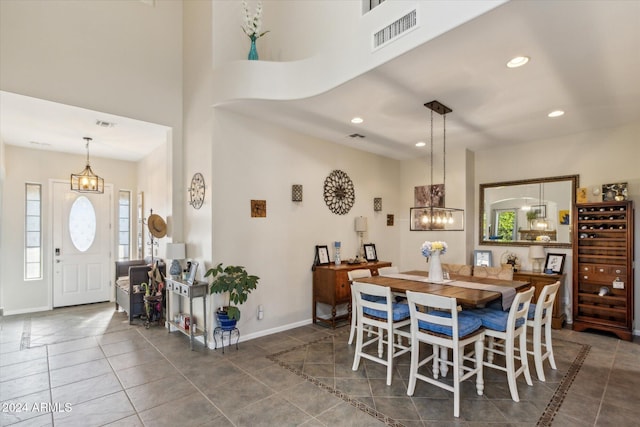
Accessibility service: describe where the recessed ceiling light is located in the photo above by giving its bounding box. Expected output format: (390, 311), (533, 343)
(507, 56), (530, 68)
(96, 119), (116, 128)
(548, 110), (565, 118)
(415, 141), (426, 147)
(351, 117), (364, 124)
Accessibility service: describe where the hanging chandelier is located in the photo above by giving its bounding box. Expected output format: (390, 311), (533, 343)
(410, 100), (464, 231)
(70, 137), (104, 193)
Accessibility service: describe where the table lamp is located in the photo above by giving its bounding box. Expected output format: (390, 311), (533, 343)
(355, 216), (367, 259)
(166, 243), (186, 278)
(529, 245), (545, 273)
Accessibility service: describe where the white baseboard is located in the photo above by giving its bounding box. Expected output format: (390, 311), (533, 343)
(205, 318), (314, 349)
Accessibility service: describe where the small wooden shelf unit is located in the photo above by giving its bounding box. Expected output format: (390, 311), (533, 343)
(572, 200), (634, 341)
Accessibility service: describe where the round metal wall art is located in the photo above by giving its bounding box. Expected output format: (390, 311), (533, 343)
(323, 169), (355, 215)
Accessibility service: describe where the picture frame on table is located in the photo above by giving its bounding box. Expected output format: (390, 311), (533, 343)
(474, 250), (493, 267)
(544, 253), (566, 274)
(186, 261), (199, 284)
(315, 245), (330, 265)
(363, 243), (378, 262)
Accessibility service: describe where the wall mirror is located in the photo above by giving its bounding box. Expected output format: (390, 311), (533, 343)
(479, 175), (578, 248)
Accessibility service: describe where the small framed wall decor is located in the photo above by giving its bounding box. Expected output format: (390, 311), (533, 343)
(363, 243), (378, 262)
(315, 245), (330, 265)
(544, 253), (566, 274)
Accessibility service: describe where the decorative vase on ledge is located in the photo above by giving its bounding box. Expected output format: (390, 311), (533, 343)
(248, 35), (258, 60)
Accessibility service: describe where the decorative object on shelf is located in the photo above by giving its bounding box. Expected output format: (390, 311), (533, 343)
(421, 240), (447, 283)
(543, 253), (565, 274)
(70, 137), (104, 193)
(500, 250), (520, 272)
(251, 199), (266, 217)
(474, 250), (493, 267)
(323, 169), (355, 215)
(410, 100), (463, 231)
(529, 245), (546, 273)
(314, 245), (330, 266)
(364, 243), (378, 262)
(577, 187), (588, 203)
(292, 184), (303, 202)
(165, 243), (186, 278)
(206, 263), (259, 322)
(602, 182), (627, 201)
(334, 241), (341, 266)
(188, 172), (205, 209)
(374, 197), (382, 211)
(387, 214), (394, 226)
(355, 216), (367, 258)
(185, 261), (198, 284)
(241, 0), (269, 60)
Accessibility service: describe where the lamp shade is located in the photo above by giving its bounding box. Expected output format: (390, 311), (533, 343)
(528, 245), (545, 259)
(355, 216), (368, 232)
(166, 243), (186, 260)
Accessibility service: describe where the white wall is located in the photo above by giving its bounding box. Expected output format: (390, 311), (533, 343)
(1, 146), (138, 314)
(475, 122), (640, 329)
(208, 109), (401, 337)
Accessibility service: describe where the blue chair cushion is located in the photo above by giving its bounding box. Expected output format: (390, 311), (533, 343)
(526, 303), (547, 320)
(362, 294), (386, 303)
(363, 302), (410, 321)
(417, 311), (482, 337)
(467, 308), (524, 332)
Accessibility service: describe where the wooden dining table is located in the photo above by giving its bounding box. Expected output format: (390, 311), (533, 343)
(352, 270), (530, 308)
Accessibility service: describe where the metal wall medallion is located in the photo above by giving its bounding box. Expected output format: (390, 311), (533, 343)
(323, 170), (355, 215)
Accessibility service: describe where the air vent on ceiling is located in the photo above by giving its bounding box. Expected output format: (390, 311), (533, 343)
(373, 9), (417, 50)
(96, 120), (115, 128)
(349, 133), (365, 139)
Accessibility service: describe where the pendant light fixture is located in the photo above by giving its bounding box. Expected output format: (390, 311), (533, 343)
(70, 137), (104, 193)
(410, 100), (464, 231)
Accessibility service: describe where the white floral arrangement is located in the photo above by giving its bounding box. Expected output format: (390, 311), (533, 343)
(421, 241), (447, 258)
(536, 235), (551, 242)
(241, 1), (270, 40)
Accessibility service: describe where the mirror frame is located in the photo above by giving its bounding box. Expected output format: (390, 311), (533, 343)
(479, 174), (579, 248)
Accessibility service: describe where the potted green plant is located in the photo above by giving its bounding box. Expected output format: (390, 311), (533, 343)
(205, 263), (259, 329)
(526, 211), (537, 229)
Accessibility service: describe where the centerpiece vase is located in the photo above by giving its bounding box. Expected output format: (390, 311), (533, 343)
(428, 250), (444, 283)
(248, 35), (258, 60)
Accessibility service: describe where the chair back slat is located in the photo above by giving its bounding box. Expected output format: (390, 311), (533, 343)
(536, 281), (561, 321)
(508, 287), (535, 329)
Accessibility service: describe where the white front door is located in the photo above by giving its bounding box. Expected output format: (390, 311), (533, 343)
(52, 181), (112, 307)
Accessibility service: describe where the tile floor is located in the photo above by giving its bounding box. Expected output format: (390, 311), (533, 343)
(1, 302), (639, 426)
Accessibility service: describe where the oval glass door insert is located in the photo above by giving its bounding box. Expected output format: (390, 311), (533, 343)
(69, 196), (97, 252)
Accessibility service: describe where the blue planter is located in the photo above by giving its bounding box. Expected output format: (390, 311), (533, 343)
(216, 310), (237, 331)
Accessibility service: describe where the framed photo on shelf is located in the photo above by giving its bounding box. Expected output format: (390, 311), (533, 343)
(474, 250), (493, 267)
(363, 243), (378, 262)
(544, 253), (566, 274)
(315, 245), (330, 265)
(186, 261), (199, 284)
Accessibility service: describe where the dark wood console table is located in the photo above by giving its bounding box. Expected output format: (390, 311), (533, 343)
(312, 261), (391, 328)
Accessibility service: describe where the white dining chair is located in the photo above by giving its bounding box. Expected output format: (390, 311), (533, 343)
(377, 266), (399, 276)
(351, 282), (411, 385)
(347, 269), (373, 345)
(526, 281), (561, 381)
(467, 287), (534, 402)
(405, 290), (485, 418)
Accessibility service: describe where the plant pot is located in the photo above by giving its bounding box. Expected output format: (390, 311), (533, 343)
(216, 309), (237, 331)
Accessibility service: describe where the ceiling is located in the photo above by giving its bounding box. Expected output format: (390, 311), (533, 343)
(1, 0), (639, 162)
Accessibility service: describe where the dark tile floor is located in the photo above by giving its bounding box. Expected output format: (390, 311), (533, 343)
(1, 302), (639, 426)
